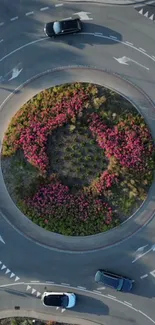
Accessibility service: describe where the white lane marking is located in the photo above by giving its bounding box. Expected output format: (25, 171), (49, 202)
(61, 308), (66, 313)
(61, 283), (70, 286)
(15, 276), (20, 282)
(61, 17), (72, 21)
(10, 16), (18, 21)
(93, 290), (101, 294)
(40, 7), (49, 11)
(132, 244), (155, 263)
(77, 286), (86, 290)
(125, 41), (133, 46)
(110, 35), (117, 39)
(0, 22), (4, 27)
(55, 3), (63, 7)
(94, 32), (103, 36)
(1, 33), (155, 67)
(138, 310), (155, 324)
(124, 301), (132, 306)
(25, 11), (34, 16)
(1, 265), (6, 270)
(149, 14), (154, 20)
(0, 281), (154, 323)
(0, 235), (5, 244)
(152, 56), (155, 60)
(108, 294), (116, 299)
(36, 291), (41, 297)
(140, 274), (148, 279)
(0, 37), (47, 62)
(139, 48), (146, 52)
(144, 11), (149, 18)
(46, 281), (54, 284)
(0, 39), (3, 44)
(97, 286), (105, 290)
(30, 280), (40, 283)
(150, 270), (155, 277)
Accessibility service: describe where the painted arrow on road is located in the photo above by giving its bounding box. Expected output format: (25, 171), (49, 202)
(73, 12), (93, 21)
(0, 235), (5, 244)
(9, 67), (23, 81)
(132, 244), (155, 263)
(114, 56), (149, 70)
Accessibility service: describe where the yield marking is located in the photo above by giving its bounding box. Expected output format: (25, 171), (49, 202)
(0, 262), (2, 265)
(73, 12), (93, 21)
(40, 7), (49, 11)
(26, 285), (31, 291)
(144, 11), (149, 17)
(0, 39), (3, 44)
(1, 265), (6, 270)
(149, 14), (154, 20)
(15, 276), (20, 282)
(0, 22), (4, 27)
(10, 16), (18, 21)
(140, 274), (148, 279)
(32, 288), (36, 294)
(61, 308), (66, 313)
(36, 292), (41, 297)
(5, 269), (10, 274)
(25, 11), (34, 16)
(150, 270), (155, 278)
(139, 8), (144, 14)
(0, 236), (5, 244)
(56, 307), (59, 310)
(10, 273), (15, 278)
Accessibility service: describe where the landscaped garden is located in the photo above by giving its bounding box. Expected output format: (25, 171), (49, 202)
(1, 82), (155, 235)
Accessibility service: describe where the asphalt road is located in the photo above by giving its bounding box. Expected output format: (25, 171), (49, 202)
(0, 2), (155, 325)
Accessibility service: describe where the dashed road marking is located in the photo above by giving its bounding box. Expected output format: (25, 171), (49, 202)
(25, 11), (34, 16)
(10, 273), (15, 278)
(0, 39), (3, 43)
(125, 41), (133, 46)
(30, 280), (40, 283)
(110, 35), (117, 39)
(32, 288), (36, 294)
(15, 276), (20, 282)
(124, 301), (132, 306)
(139, 48), (146, 52)
(61, 283), (70, 286)
(36, 291), (41, 297)
(0, 22), (4, 27)
(10, 16), (18, 21)
(55, 3), (64, 7)
(40, 7), (49, 11)
(1, 265), (6, 270)
(140, 274), (148, 279)
(108, 294), (116, 299)
(46, 281), (54, 284)
(93, 290), (101, 294)
(94, 32), (103, 36)
(77, 286), (86, 290)
(5, 269), (10, 274)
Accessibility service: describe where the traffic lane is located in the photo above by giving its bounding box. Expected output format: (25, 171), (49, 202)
(0, 285), (154, 325)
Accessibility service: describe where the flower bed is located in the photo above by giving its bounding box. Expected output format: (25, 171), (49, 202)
(1, 83), (155, 235)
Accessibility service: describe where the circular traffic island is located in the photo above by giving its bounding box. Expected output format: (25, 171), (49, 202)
(1, 82), (155, 236)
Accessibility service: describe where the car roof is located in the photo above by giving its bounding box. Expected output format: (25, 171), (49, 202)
(61, 20), (78, 30)
(44, 294), (63, 306)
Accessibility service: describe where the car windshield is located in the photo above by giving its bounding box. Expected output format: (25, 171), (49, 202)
(44, 294), (69, 307)
(53, 22), (61, 34)
(117, 278), (124, 291)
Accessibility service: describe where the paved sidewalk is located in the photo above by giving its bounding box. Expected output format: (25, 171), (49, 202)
(61, 0), (155, 6)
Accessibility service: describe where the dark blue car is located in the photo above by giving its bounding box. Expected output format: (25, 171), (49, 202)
(95, 270), (133, 292)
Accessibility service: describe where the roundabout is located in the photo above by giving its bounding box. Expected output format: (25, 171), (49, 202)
(0, 1), (155, 325)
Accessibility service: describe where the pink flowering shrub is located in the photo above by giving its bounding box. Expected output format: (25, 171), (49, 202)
(93, 170), (119, 194)
(89, 113), (154, 171)
(24, 181), (118, 234)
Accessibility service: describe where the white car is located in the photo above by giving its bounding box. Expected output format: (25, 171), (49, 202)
(41, 291), (76, 308)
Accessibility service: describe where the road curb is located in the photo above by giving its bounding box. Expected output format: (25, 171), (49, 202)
(59, 0), (155, 6)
